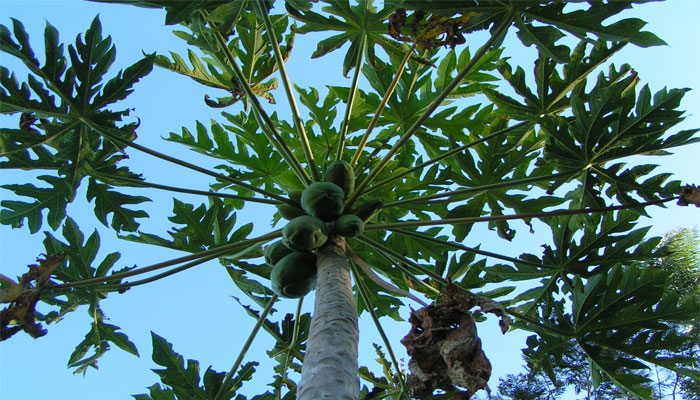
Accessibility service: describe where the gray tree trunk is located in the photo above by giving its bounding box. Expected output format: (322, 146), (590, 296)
(297, 236), (359, 400)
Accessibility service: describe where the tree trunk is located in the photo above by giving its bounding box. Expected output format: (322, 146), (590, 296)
(297, 236), (359, 400)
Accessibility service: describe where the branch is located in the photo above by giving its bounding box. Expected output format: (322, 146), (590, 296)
(349, 259), (408, 395)
(93, 173), (281, 205)
(87, 122), (296, 205)
(336, 34), (367, 161)
(214, 294), (278, 400)
(364, 121), (533, 196)
(257, 4), (320, 181)
(212, 30), (312, 186)
(384, 169), (577, 208)
(346, 13), (515, 206)
(355, 236), (445, 285)
(100, 243), (260, 292)
(368, 197), (677, 231)
(388, 228), (554, 271)
(45, 230), (282, 290)
(348, 44), (417, 167)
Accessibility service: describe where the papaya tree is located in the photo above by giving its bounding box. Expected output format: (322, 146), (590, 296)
(1, 1), (699, 399)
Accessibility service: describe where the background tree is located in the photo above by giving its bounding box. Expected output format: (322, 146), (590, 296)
(486, 228), (699, 400)
(1, 1), (699, 399)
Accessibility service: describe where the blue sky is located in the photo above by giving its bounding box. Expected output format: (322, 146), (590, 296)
(1, 1), (699, 399)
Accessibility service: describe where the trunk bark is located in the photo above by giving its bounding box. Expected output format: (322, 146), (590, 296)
(297, 236), (359, 400)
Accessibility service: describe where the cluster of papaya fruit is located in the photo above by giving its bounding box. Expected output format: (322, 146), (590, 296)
(264, 161), (383, 298)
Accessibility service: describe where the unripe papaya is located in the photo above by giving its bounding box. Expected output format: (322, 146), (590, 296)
(348, 198), (384, 222)
(277, 203), (306, 220)
(282, 215), (329, 251)
(270, 251), (317, 298)
(264, 240), (294, 266)
(300, 182), (345, 221)
(288, 190), (303, 205)
(333, 214), (364, 237)
(324, 160), (355, 199)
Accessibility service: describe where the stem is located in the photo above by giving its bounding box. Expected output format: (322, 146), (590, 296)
(280, 297), (305, 389)
(388, 228), (553, 270)
(46, 230), (282, 290)
(258, 5), (320, 181)
(88, 122), (295, 205)
(214, 294), (278, 400)
(212, 30), (312, 186)
(298, 236), (359, 400)
(93, 173), (281, 205)
(355, 236), (445, 285)
(385, 170), (576, 208)
(349, 260), (407, 395)
(349, 44), (415, 167)
(506, 308), (575, 336)
(367, 197), (676, 231)
(0, 119), (80, 157)
(100, 243), (259, 292)
(365, 121), (532, 195)
(346, 14), (514, 207)
(336, 34), (367, 161)
(354, 125), (398, 178)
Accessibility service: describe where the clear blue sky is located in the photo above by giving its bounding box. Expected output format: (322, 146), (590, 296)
(1, 1), (698, 399)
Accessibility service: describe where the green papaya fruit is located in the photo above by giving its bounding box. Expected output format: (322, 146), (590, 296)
(264, 240), (295, 266)
(288, 190), (303, 205)
(282, 215), (329, 251)
(324, 160), (355, 199)
(270, 251), (317, 298)
(300, 182), (345, 221)
(277, 203), (306, 220)
(333, 214), (364, 237)
(348, 198), (384, 222)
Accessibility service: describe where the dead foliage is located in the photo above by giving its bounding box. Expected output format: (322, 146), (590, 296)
(0, 254), (65, 340)
(401, 282), (511, 399)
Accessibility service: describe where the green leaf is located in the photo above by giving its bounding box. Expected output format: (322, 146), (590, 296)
(514, 16), (569, 63)
(288, 0), (411, 76)
(522, 2), (666, 47)
(1, 16), (153, 233)
(150, 332), (208, 400)
(86, 179), (150, 232)
(121, 197), (252, 252)
(1, 175), (73, 233)
(69, 307), (139, 374)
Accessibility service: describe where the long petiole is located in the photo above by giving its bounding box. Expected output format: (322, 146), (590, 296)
(350, 44), (416, 167)
(336, 34), (367, 161)
(46, 230), (282, 290)
(212, 30), (312, 186)
(88, 121), (296, 205)
(368, 197), (677, 231)
(99, 244), (260, 292)
(349, 260), (407, 394)
(355, 236), (445, 285)
(214, 294), (279, 400)
(346, 13), (515, 207)
(279, 297), (305, 389)
(257, 5), (320, 181)
(384, 170), (578, 208)
(388, 228), (555, 270)
(93, 173), (281, 205)
(365, 121), (532, 195)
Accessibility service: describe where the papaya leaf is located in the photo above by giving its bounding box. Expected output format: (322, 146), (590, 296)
(86, 179), (150, 233)
(0, 16), (153, 233)
(68, 307), (139, 374)
(287, 0), (413, 76)
(1, 175), (73, 233)
(149, 332), (245, 400)
(522, 2), (666, 48)
(121, 197), (252, 253)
